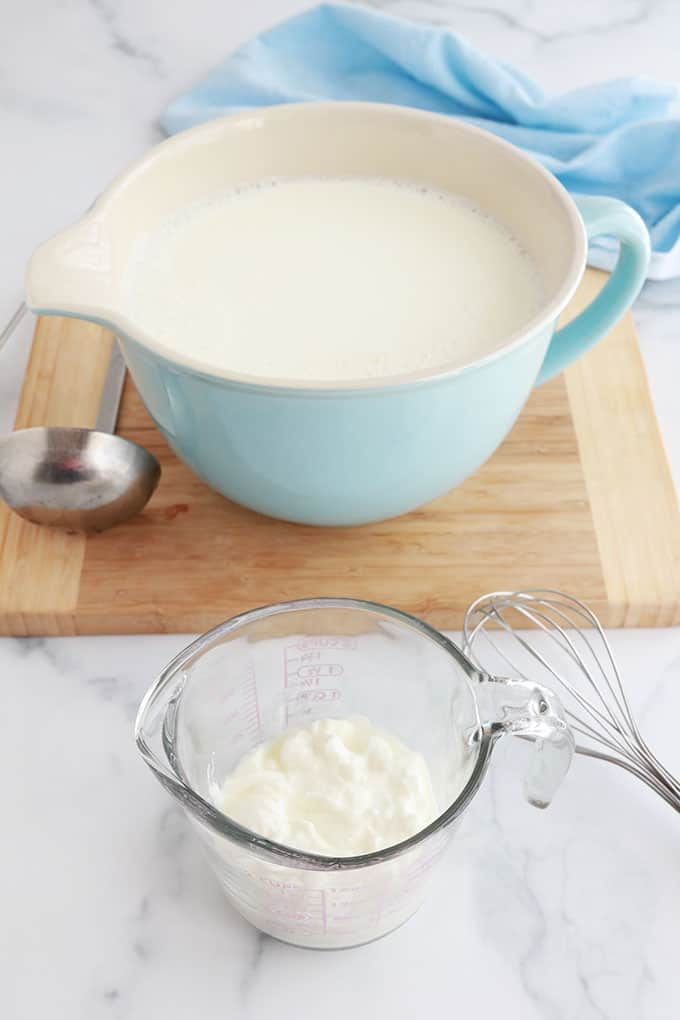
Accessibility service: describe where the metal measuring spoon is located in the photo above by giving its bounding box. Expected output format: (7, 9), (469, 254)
(0, 304), (160, 532)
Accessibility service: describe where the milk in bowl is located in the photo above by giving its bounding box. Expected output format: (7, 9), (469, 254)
(121, 177), (543, 383)
(25, 103), (649, 524)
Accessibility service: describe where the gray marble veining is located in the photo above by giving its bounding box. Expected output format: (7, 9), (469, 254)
(3, 2), (680, 1018)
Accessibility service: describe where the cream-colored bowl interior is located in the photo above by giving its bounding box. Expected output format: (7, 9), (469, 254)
(27, 102), (585, 379)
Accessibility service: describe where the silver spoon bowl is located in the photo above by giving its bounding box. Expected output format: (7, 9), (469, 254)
(0, 304), (161, 532)
(0, 425), (160, 532)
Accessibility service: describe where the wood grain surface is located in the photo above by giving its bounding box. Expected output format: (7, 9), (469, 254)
(1, 269), (678, 635)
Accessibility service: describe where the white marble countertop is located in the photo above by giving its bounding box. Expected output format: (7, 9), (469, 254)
(3, 3), (680, 1018)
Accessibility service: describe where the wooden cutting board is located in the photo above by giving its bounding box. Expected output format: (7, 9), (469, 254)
(1, 269), (679, 635)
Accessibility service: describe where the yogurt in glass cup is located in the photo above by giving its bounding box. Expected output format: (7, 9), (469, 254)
(135, 597), (573, 949)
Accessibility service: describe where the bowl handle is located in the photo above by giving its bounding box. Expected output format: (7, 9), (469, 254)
(477, 673), (575, 808)
(535, 195), (650, 386)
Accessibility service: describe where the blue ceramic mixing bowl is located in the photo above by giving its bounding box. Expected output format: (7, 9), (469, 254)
(26, 103), (649, 525)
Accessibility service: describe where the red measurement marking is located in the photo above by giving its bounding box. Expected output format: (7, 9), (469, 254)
(284, 650), (322, 665)
(270, 908), (319, 922)
(284, 644), (290, 726)
(296, 637), (357, 651)
(289, 689), (341, 704)
(245, 667), (261, 740)
(282, 676), (319, 693)
(297, 663), (343, 680)
(259, 878), (301, 892)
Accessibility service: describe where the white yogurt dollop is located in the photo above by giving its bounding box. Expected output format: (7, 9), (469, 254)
(219, 717), (439, 856)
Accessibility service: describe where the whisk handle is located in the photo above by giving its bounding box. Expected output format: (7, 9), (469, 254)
(479, 675), (575, 808)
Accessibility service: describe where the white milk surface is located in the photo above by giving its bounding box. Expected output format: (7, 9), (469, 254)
(122, 177), (543, 382)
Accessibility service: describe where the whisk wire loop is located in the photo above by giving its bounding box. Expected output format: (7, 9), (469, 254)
(463, 590), (679, 814)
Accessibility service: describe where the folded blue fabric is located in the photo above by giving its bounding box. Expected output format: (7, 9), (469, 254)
(162, 3), (680, 280)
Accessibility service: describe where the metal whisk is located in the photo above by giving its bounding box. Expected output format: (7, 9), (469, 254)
(463, 589), (680, 813)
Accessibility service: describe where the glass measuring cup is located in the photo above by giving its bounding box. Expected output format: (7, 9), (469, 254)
(135, 598), (573, 949)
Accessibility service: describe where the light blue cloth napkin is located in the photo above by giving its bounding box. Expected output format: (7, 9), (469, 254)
(162, 3), (680, 280)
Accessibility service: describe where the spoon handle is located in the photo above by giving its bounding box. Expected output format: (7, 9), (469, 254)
(1, 302), (126, 435)
(95, 341), (126, 434)
(0, 302), (28, 353)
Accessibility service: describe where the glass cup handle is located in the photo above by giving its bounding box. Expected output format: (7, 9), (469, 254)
(477, 674), (575, 808)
